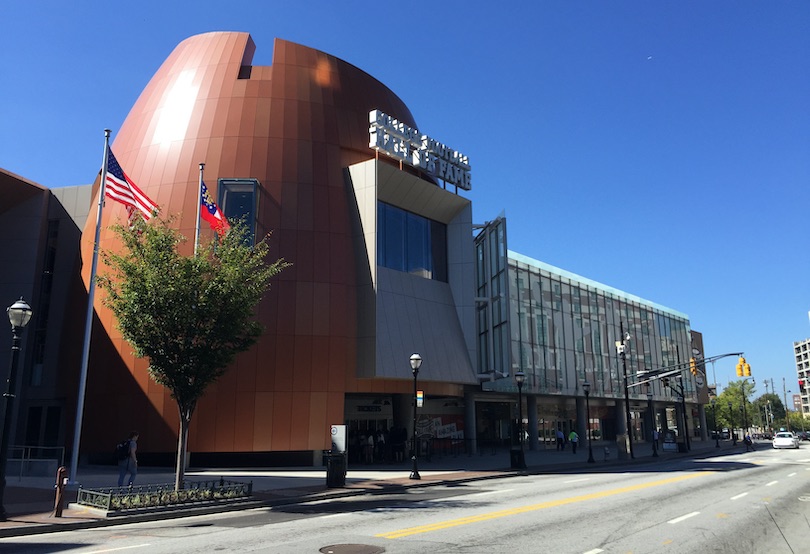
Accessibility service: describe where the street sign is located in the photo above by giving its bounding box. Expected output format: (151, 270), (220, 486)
(416, 390), (424, 407)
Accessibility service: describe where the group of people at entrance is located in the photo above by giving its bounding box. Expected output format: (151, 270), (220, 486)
(555, 429), (579, 453)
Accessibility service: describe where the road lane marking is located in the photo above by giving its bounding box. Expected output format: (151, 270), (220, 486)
(83, 546), (151, 554)
(462, 489), (513, 498)
(668, 511), (700, 524)
(731, 492), (748, 500)
(583, 549), (604, 554)
(376, 472), (713, 539)
(765, 481), (778, 487)
(564, 478), (592, 484)
(788, 472), (797, 477)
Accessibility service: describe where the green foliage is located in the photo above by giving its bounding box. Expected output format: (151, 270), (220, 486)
(711, 380), (757, 429)
(97, 214), (289, 418)
(707, 380), (798, 432)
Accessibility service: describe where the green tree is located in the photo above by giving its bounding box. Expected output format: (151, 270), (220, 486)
(752, 393), (784, 432)
(98, 215), (289, 490)
(788, 410), (807, 433)
(715, 380), (757, 434)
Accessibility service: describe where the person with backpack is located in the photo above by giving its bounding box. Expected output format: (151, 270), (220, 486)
(117, 431), (139, 487)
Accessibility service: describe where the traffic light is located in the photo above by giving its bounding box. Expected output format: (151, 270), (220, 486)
(689, 357), (698, 376)
(662, 377), (670, 388)
(799, 379), (805, 392)
(743, 359), (751, 377)
(736, 356), (745, 377)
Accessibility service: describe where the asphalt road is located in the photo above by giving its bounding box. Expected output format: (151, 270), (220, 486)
(2, 446), (809, 553)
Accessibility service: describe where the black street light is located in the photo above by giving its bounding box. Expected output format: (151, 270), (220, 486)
(616, 322), (634, 459)
(409, 353), (422, 480)
(512, 371), (527, 469)
(728, 401), (736, 446)
(740, 377), (754, 438)
(711, 398), (720, 448)
(583, 381), (595, 463)
(0, 298), (33, 521)
(646, 385), (658, 458)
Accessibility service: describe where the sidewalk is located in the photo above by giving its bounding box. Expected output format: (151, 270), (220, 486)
(0, 438), (738, 538)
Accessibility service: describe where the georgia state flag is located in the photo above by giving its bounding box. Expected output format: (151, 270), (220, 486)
(200, 181), (230, 235)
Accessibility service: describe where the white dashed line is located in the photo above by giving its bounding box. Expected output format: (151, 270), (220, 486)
(788, 472), (797, 477)
(668, 511), (700, 524)
(766, 481), (778, 487)
(731, 492), (748, 500)
(83, 546), (152, 554)
(462, 489), (513, 498)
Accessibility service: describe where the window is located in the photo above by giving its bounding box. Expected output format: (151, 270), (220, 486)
(218, 179), (259, 244)
(377, 202), (447, 281)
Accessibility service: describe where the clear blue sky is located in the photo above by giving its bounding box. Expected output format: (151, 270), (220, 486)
(3, 2), (808, 398)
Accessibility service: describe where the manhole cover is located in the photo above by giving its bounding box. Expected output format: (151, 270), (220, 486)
(319, 545), (385, 554)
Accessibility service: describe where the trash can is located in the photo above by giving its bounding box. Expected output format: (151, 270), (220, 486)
(510, 447), (526, 469)
(325, 451), (346, 488)
(616, 434), (630, 460)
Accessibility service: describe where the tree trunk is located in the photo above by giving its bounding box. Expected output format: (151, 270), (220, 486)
(175, 411), (191, 491)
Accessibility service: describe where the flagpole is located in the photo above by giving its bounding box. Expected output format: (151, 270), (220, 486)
(194, 163), (204, 256)
(69, 129), (111, 484)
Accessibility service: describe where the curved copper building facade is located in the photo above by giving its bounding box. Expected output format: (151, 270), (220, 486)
(79, 32), (475, 463)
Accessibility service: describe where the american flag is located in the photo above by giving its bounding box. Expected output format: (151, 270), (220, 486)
(105, 147), (158, 221)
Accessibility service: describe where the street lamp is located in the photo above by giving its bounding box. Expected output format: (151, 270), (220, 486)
(728, 401), (736, 446)
(409, 353), (422, 480)
(512, 371), (527, 469)
(583, 381), (595, 463)
(646, 385), (658, 458)
(741, 377), (754, 438)
(711, 398), (719, 448)
(615, 323), (634, 459)
(0, 298), (33, 520)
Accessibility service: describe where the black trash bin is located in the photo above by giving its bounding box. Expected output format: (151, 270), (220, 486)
(510, 447), (526, 469)
(325, 451), (346, 488)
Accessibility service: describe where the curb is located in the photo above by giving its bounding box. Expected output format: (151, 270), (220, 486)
(0, 443), (738, 539)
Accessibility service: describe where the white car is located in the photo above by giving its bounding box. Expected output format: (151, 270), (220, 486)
(772, 432), (800, 449)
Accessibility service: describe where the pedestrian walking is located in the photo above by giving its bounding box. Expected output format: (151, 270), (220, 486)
(556, 429), (565, 451)
(117, 431), (139, 487)
(568, 430), (579, 454)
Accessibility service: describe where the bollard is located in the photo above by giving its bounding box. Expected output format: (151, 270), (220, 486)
(53, 466), (69, 517)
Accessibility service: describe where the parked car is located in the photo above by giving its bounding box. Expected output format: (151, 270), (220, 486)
(772, 432), (800, 449)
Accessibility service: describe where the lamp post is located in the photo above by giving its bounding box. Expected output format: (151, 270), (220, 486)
(583, 381), (595, 463)
(512, 371), (527, 469)
(740, 377), (754, 438)
(0, 298), (33, 520)
(615, 322), (634, 459)
(711, 398), (719, 448)
(728, 401), (736, 446)
(409, 353), (422, 480)
(646, 385), (658, 458)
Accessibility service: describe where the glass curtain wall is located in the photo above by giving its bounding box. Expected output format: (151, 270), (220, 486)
(505, 256), (692, 401)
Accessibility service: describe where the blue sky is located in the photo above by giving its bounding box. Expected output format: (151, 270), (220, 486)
(3, 2), (809, 398)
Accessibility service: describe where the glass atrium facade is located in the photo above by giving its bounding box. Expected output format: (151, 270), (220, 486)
(476, 218), (694, 403)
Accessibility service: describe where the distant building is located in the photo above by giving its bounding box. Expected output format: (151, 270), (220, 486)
(793, 338), (810, 418)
